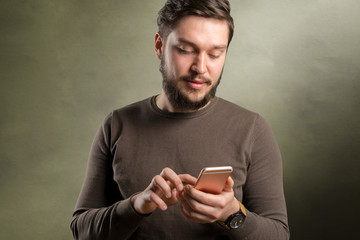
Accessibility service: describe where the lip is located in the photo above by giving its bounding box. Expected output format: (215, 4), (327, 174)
(186, 78), (209, 90)
(187, 80), (205, 90)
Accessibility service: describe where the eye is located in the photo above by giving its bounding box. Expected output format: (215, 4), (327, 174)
(176, 46), (195, 55)
(208, 50), (225, 59)
(209, 54), (220, 59)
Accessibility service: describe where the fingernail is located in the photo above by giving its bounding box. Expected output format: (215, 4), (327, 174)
(177, 184), (183, 191)
(162, 204), (168, 211)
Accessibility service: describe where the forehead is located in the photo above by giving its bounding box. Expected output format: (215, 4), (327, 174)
(168, 15), (229, 48)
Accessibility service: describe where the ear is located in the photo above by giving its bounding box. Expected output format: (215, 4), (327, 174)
(155, 33), (163, 59)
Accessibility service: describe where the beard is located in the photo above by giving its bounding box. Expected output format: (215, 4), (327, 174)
(159, 58), (222, 112)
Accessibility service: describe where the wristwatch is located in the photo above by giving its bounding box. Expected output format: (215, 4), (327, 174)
(219, 201), (247, 230)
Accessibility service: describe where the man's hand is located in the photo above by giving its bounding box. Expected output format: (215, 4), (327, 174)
(131, 167), (184, 215)
(179, 176), (240, 223)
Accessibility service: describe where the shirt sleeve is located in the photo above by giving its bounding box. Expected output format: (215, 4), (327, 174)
(231, 115), (290, 239)
(70, 113), (145, 240)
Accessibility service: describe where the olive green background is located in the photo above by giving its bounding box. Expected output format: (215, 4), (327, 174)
(1, 0), (359, 239)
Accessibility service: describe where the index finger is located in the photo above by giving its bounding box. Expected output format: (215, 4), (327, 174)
(179, 174), (197, 186)
(160, 167), (183, 191)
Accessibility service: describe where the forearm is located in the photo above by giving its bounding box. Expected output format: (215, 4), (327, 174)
(230, 115), (289, 239)
(71, 198), (145, 240)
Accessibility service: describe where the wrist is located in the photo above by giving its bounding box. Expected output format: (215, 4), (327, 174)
(130, 193), (141, 214)
(220, 197), (240, 222)
(131, 193), (153, 216)
(218, 200), (247, 230)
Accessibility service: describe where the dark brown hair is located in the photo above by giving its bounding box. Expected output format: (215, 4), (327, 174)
(157, 0), (234, 44)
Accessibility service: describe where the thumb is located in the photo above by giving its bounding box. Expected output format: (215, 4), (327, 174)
(223, 176), (234, 192)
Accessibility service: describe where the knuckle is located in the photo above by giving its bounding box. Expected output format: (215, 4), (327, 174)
(208, 211), (220, 221)
(186, 208), (196, 218)
(153, 175), (162, 182)
(213, 211), (222, 220)
(152, 175), (164, 188)
(218, 199), (227, 208)
(190, 202), (201, 212)
(161, 167), (170, 175)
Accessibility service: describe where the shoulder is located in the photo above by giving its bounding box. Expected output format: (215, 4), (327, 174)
(215, 97), (260, 121)
(214, 98), (272, 135)
(96, 98), (152, 145)
(112, 98), (151, 118)
(100, 97), (152, 130)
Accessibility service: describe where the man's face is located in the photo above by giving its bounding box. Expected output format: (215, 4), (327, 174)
(157, 15), (229, 111)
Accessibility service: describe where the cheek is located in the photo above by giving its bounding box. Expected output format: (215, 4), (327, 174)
(172, 55), (192, 75)
(209, 61), (225, 78)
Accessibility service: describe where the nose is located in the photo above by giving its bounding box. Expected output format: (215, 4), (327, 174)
(191, 53), (207, 74)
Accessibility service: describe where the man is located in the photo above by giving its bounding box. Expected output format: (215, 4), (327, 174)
(71, 0), (289, 239)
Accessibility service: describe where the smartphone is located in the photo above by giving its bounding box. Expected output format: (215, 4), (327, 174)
(194, 166), (233, 194)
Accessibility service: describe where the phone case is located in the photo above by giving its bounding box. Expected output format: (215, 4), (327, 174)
(194, 166), (233, 194)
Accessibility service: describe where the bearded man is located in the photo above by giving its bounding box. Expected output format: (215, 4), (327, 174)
(71, 1), (289, 239)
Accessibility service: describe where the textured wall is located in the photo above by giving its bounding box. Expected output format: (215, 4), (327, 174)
(1, 0), (359, 239)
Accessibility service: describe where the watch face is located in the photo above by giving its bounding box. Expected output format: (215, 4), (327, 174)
(230, 214), (245, 228)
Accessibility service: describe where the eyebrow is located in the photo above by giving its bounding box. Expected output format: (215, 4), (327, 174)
(177, 38), (228, 50)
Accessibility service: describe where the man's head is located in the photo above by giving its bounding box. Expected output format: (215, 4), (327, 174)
(155, 0), (234, 112)
(157, 0), (234, 45)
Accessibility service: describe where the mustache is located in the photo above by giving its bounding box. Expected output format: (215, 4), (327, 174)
(180, 74), (212, 85)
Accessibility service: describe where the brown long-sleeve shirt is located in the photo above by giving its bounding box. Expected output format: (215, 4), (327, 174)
(71, 96), (289, 239)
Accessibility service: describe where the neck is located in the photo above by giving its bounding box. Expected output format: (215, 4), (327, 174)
(156, 91), (211, 113)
